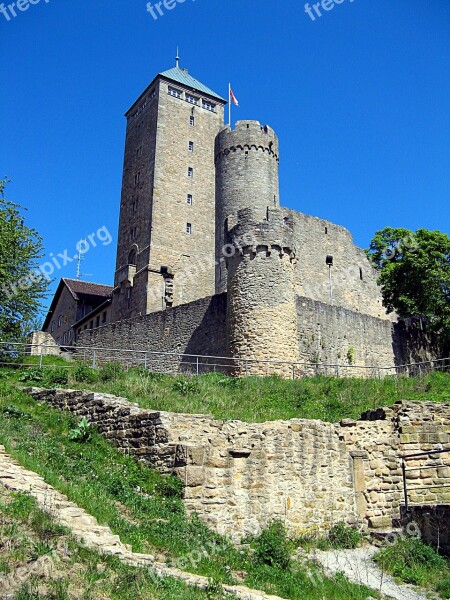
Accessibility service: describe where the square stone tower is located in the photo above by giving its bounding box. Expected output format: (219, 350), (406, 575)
(112, 60), (226, 320)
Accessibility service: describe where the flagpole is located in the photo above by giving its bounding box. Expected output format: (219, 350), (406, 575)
(228, 83), (231, 127)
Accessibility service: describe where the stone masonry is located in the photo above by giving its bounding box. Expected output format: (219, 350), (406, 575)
(24, 387), (450, 541)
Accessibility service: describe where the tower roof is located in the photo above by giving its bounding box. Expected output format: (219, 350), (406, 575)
(159, 66), (227, 103)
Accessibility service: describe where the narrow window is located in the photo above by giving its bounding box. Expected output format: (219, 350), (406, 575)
(188, 141), (194, 152)
(190, 116), (195, 126)
(102, 311), (107, 324)
(89, 320), (93, 329)
(186, 223), (192, 234)
(325, 227), (328, 234)
(187, 194), (193, 205)
(51, 321), (55, 333)
(359, 268), (363, 281)
(96, 316), (100, 328)
(134, 172), (140, 185)
(188, 167), (193, 178)
(58, 316), (62, 327)
(202, 100), (215, 112)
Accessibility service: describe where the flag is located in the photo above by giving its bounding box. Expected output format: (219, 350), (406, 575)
(230, 87), (239, 106)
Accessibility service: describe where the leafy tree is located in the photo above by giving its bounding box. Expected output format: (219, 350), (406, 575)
(367, 227), (450, 352)
(0, 178), (48, 341)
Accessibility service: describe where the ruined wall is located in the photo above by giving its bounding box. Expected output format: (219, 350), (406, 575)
(25, 387), (450, 541)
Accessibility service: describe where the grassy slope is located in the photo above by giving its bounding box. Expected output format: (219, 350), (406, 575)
(0, 377), (378, 600)
(7, 356), (450, 423)
(0, 486), (228, 600)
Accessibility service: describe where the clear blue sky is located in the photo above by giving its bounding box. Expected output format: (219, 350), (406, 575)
(1, 0), (449, 315)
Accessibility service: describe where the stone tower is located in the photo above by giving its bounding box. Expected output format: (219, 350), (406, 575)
(214, 121), (279, 293)
(225, 207), (300, 375)
(112, 60), (226, 320)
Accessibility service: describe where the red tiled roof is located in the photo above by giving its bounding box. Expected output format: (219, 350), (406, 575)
(63, 278), (113, 300)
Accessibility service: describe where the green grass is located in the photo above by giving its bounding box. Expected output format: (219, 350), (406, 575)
(0, 487), (231, 599)
(374, 537), (450, 597)
(6, 358), (450, 423)
(0, 379), (379, 599)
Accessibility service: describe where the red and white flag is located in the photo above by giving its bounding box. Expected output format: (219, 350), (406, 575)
(229, 87), (239, 106)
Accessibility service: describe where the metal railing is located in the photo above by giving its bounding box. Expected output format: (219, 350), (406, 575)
(1, 340), (449, 379)
(401, 448), (450, 512)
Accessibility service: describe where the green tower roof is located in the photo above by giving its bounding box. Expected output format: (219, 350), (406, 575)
(159, 66), (227, 103)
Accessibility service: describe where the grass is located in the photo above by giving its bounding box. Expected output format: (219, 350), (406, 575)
(374, 537), (450, 597)
(0, 486), (231, 599)
(4, 356), (450, 423)
(0, 377), (379, 599)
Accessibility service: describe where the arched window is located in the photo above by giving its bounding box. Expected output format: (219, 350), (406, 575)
(128, 248), (137, 265)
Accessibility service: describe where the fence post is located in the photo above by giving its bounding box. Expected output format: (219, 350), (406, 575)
(92, 350), (96, 369)
(39, 351), (43, 369)
(196, 356), (199, 376)
(144, 353), (148, 370)
(292, 364), (295, 380)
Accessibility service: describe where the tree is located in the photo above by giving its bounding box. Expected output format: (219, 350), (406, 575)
(367, 227), (450, 352)
(0, 178), (48, 342)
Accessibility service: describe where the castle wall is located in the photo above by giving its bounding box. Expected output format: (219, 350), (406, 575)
(285, 209), (393, 321)
(78, 294), (227, 372)
(295, 296), (396, 374)
(25, 387), (450, 541)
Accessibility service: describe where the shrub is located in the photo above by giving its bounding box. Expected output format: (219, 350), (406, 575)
(44, 368), (69, 386)
(327, 521), (363, 549)
(250, 521), (293, 570)
(73, 364), (98, 384)
(18, 368), (45, 384)
(375, 537), (446, 585)
(99, 362), (125, 382)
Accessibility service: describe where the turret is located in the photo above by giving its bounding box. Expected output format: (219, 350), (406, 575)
(225, 208), (300, 376)
(215, 121), (280, 293)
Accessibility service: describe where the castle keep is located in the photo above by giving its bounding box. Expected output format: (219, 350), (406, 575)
(43, 60), (434, 373)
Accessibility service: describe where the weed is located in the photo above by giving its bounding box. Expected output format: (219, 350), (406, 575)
(173, 377), (199, 396)
(68, 417), (93, 442)
(327, 521), (363, 549)
(73, 364), (98, 384)
(248, 521), (293, 570)
(44, 368), (69, 386)
(99, 362), (124, 382)
(18, 368), (45, 383)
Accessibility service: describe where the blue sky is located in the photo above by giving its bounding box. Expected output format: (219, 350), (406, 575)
(1, 0), (449, 315)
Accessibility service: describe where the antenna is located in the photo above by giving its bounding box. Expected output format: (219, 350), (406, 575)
(75, 240), (93, 280)
(176, 47), (180, 68)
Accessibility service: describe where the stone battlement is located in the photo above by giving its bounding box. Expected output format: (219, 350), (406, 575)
(215, 121), (279, 162)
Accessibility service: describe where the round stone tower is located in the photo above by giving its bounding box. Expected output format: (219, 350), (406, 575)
(225, 207), (300, 376)
(215, 120), (280, 293)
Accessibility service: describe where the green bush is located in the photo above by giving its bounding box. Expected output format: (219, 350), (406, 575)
(18, 368), (45, 383)
(44, 368), (69, 386)
(327, 522), (363, 549)
(375, 537), (446, 585)
(250, 521), (293, 570)
(73, 364), (98, 384)
(99, 362), (125, 382)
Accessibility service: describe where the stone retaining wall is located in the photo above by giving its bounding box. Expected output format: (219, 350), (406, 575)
(25, 387), (450, 540)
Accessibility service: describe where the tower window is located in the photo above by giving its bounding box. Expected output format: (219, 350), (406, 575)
(187, 167), (193, 178)
(186, 94), (199, 105)
(134, 172), (140, 185)
(186, 223), (192, 234)
(187, 194), (193, 205)
(202, 100), (215, 112)
(168, 87), (182, 99)
(58, 316), (62, 327)
(325, 227), (328, 234)
(359, 268), (363, 281)
(188, 141), (194, 152)
(190, 116), (195, 126)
